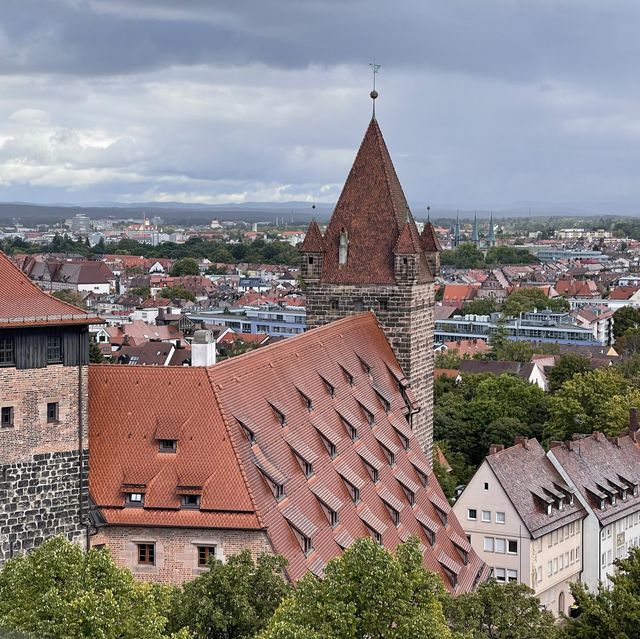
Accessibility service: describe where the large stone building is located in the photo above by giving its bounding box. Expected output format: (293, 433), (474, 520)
(300, 116), (440, 459)
(0, 252), (99, 564)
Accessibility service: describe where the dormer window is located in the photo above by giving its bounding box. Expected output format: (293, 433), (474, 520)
(268, 403), (286, 426)
(547, 503), (552, 516)
(379, 442), (395, 466)
(237, 419), (256, 445)
(339, 228), (349, 265)
(159, 439), (177, 453)
(297, 389), (313, 412)
(622, 489), (628, 501)
(600, 498), (606, 511)
(557, 497), (564, 511)
(181, 494), (200, 509)
(343, 479), (360, 504)
(126, 493), (144, 507)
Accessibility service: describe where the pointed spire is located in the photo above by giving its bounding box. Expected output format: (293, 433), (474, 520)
(422, 221), (442, 253)
(299, 220), (325, 253)
(453, 211), (461, 246)
(487, 212), (496, 244)
(394, 222), (420, 254)
(471, 211), (479, 243)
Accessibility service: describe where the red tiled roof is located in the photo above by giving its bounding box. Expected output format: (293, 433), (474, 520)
(442, 284), (477, 307)
(319, 118), (431, 285)
(421, 222), (443, 253)
(90, 312), (485, 592)
(299, 220), (325, 253)
(0, 250), (100, 328)
(394, 222), (420, 254)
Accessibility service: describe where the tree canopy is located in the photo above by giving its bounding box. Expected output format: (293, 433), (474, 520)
(169, 258), (200, 277)
(502, 288), (570, 317)
(0, 537), (188, 639)
(259, 537), (450, 639)
(546, 354), (593, 392)
(613, 306), (640, 339)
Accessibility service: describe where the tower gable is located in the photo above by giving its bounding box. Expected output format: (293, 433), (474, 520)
(320, 119), (429, 285)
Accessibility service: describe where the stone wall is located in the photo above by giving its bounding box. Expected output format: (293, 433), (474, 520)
(92, 525), (273, 584)
(0, 364), (89, 565)
(306, 281), (435, 461)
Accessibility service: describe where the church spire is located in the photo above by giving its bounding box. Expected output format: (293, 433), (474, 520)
(471, 211), (479, 243)
(453, 211), (461, 247)
(487, 211), (496, 246)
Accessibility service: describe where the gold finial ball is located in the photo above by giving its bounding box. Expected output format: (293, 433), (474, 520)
(370, 90), (378, 100)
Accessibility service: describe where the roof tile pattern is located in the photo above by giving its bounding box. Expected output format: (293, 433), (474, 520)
(319, 119), (430, 284)
(90, 312), (485, 591)
(299, 220), (325, 253)
(0, 251), (99, 327)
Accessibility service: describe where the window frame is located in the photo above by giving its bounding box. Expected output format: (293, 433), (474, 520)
(507, 539), (518, 554)
(467, 508), (477, 521)
(496, 511), (506, 524)
(126, 492), (144, 507)
(46, 335), (63, 364)
(46, 402), (59, 424)
(197, 545), (217, 567)
(0, 337), (15, 367)
(137, 543), (155, 565)
(180, 494), (201, 509)
(159, 439), (177, 453)
(481, 510), (491, 522)
(1, 406), (14, 428)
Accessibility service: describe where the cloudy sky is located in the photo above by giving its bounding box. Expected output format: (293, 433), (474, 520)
(1, 0), (640, 211)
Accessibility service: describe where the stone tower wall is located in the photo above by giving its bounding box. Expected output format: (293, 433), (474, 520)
(306, 281), (435, 461)
(0, 365), (89, 564)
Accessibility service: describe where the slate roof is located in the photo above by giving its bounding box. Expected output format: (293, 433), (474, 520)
(319, 118), (431, 285)
(89, 312), (485, 592)
(0, 250), (100, 328)
(550, 433), (640, 526)
(486, 439), (586, 539)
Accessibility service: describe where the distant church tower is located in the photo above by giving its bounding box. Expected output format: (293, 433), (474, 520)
(300, 111), (440, 460)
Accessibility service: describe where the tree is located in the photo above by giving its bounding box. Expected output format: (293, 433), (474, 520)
(160, 286), (196, 302)
(462, 297), (497, 316)
(52, 288), (86, 309)
(128, 285), (151, 298)
(492, 339), (534, 363)
(502, 289), (570, 317)
(440, 243), (485, 269)
(562, 547), (640, 638)
(259, 537), (451, 639)
(0, 537), (188, 639)
(484, 246), (537, 265)
(544, 368), (630, 442)
(435, 349), (462, 369)
(170, 257), (200, 277)
(89, 341), (104, 363)
(446, 580), (557, 639)
(547, 354), (592, 392)
(613, 306), (640, 339)
(169, 549), (290, 639)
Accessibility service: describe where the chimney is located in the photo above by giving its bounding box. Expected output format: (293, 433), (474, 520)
(489, 444), (505, 455)
(514, 436), (528, 449)
(191, 330), (216, 367)
(630, 407), (639, 433)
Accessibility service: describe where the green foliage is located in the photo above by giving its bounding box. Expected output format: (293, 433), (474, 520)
(435, 350), (462, 369)
(259, 537), (450, 639)
(613, 306), (640, 339)
(502, 289), (570, 317)
(547, 354), (593, 392)
(544, 368), (630, 442)
(445, 580), (558, 639)
(562, 547), (640, 639)
(51, 288), (86, 309)
(169, 549), (290, 639)
(435, 373), (548, 466)
(432, 441), (475, 500)
(170, 257), (200, 277)
(160, 286), (196, 302)
(0, 537), (187, 639)
(461, 297), (497, 316)
(440, 243), (485, 269)
(89, 340), (104, 363)
(492, 339), (534, 363)
(128, 285), (152, 297)
(218, 338), (260, 360)
(484, 245), (536, 265)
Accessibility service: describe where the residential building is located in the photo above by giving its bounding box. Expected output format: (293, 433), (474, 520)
(300, 115), (440, 458)
(548, 430), (640, 591)
(453, 438), (586, 616)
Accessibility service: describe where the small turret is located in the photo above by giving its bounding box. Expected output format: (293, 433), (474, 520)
(393, 222), (420, 283)
(421, 218), (442, 278)
(298, 220), (325, 283)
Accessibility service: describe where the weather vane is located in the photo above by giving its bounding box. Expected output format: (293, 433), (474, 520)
(369, 61), (381, 117)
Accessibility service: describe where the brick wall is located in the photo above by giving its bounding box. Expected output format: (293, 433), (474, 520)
(92, 525), (273, 584)
(0, 365), (89, 565)
(305, 281), (435, 461)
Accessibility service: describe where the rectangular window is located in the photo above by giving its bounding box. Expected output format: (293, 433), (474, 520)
(507, 569), (518, 582)
(197, 546), (216, 567)
(46, 402), (59, 423)
(0, 338), (15, 366)
(508, 539), (518, 554)
(46, 336), (62, 363)
(126, 492), (144, 506)
(181, 494), (200, 509)
(496, 511), (505, 524)
(159, 439), (177, 452)
(547, 561), (552, 577)
(483, 537), (494, 552)
(559, 554), (564, 570)
(137, 543), (155, 565)
(483, 482), (489, 491)
(494, 567), (506, 582)
(537, 565), (542, 583)
(1, 406), (14, 428)
(553, 558), (558, 574)
(468, 509), (477, 521)
(495, 538), (506, 554)
(481, 510), (491, 522)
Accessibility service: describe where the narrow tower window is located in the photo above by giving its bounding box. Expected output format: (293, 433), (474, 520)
(339, 228), (349, 265)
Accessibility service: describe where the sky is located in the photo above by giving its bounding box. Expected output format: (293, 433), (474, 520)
(1, 0), (640, 212)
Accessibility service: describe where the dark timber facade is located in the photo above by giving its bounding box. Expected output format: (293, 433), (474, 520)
(300, 118), (440, 461)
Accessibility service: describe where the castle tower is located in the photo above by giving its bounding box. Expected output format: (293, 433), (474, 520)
(0, 252), (99, 564)
(300, 116), (440, 460)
